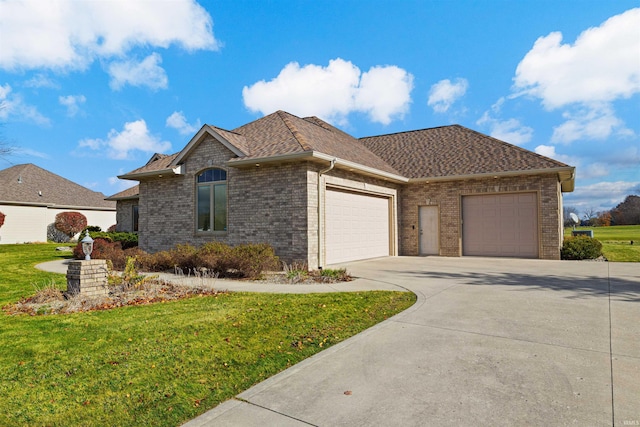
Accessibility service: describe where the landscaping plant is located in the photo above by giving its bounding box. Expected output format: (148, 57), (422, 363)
(0, 243), (415, 426)
(54, 212), (88, 239)
(561, 236), (603, 260)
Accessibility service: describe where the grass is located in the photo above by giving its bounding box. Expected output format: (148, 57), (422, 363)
(0, 244), (415, 426)
(564, 225), (640, 262)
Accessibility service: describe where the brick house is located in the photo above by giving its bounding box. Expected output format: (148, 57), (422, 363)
(109, 111), (575, 267)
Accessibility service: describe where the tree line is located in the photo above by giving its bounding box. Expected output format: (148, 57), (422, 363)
(565, 195), (640, 227)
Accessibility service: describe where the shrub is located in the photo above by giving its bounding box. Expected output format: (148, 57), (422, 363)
(196, 241), (234, 273)
(231, 243), (280, 279)
(168, 244), (199, 271)
(82, 231), (138, 249)
(107, 224), (117, 232)
(319, 268), (350, 281)
(73, 238), (128, 268)
(561, 236), (603, 260)
(0, 211), (5, 229)
(55, 212), (88, 239)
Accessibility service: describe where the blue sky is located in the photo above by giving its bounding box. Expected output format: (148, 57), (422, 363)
(1, 0), (638, 214)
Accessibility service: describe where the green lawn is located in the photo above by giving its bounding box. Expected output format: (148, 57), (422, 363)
(0, 244), (415, 426)
(565, 225), (640, 262)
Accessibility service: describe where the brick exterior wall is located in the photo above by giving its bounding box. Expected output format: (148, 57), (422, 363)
(138, 136), (311, 264)
(129, 135), (564, 264)
(400, 174), (563, 260)
(115, 199), (137, 232)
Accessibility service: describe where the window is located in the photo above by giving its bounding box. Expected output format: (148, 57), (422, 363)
(132, 205), (139, 232)
(196, 168), (227, 231)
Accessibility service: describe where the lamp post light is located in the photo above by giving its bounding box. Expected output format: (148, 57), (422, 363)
(81, 230), (94, 261)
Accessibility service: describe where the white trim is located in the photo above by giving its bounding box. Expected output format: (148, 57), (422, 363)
(173, 125), (245, 166)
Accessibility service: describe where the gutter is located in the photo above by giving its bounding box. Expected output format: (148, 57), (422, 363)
(409, 166), (576, 192)
(118, 164), (184, 181)
(317, 158), (336, 269)
(229, 151), (407, 183)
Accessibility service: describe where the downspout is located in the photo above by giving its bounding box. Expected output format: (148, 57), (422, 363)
(317, 158), (336, 270)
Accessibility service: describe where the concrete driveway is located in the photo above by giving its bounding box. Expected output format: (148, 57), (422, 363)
(185, 257), (640, 427)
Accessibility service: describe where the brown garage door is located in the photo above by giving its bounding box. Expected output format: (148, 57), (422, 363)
(462, 193), (538, 258)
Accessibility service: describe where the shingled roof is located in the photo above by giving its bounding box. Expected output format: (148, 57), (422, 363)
(0, 164), (116, 209)
(118, 112), (574, 190)
(360, 125), (572, 178)
(106, 184), (139, 201)
(228, 111), (399, 174)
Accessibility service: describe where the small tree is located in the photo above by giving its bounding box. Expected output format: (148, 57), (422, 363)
(54, 212), (88, 239)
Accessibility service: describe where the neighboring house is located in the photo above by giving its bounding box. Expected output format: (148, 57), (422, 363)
(113, 111), (575, 267)
(0, 164), (116, 244)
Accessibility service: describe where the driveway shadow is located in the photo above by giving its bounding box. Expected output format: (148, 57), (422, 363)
(392, 269), (640, 302)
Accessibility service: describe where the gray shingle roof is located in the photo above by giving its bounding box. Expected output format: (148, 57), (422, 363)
(122, 153), (180, 177)
(359, 125), (571, 179)
(106, 185), (139, 201)
(229, 111), (400, 174)
(118, 112), (574, 186)
(0, 164), (116, 209)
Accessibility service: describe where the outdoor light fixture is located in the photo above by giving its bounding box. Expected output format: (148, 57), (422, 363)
(81, 230), (94, 261)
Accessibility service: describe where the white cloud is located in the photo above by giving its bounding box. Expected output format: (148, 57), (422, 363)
(427, 78), (468, 113)
(514, 8), (640, 109)
(23, 74), (59, 89)
(107, 53), (168, 91)
(581, 163), (610, 179)
(0, 0), (218, 72)
(513, 8), (639, 144)
(242, 58), (414, 125)
(0, 83), (50, 125)
(551, 104), (634, 144)
(564, 181), (640, 211)
(354, 65), (414, 125)
(59, 94), (86, 117)
(534, 144), (580, 167)
(166, 111), (201, 135)
(477, 110), (533, 145)
(12, 147), (49, 159)
(78, 119), (171, 160)
(108, 175), (138, 192)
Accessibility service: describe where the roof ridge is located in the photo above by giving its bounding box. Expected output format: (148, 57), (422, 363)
(208, 124), (243, 136)
(277, 111), (313, 152)
(460, 126), (570, 168)
(359, 124), (461, 140)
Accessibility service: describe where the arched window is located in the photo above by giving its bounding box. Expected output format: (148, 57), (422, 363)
(196, 168), (227, 232)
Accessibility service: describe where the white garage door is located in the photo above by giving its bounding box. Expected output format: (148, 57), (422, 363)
(325, 189), (390, 264)
(462, 193), (539, 258)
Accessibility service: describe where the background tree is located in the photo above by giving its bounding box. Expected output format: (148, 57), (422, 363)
(54, 212), (88, 239)
(611, 195), (640, 225)
(582, 207), (599, 227)
(595, 211), (611, 227)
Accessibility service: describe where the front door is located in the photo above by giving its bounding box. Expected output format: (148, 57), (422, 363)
(419, 205), (439, 255)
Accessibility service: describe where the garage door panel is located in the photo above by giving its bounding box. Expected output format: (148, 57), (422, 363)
(326, 189), (390, 264)
(463, 193), (538, 258)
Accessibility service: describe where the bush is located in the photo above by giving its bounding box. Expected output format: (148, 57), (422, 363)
(196, 241), (234, 273)
(231, 243), (280, 279)
(55, 212), (88, 239)
(82, 231), (138, 249)
(75, 240), (280, 279)
(107, 224), (117, 232)
(0, 211), (5, 229)
(73, 238), (126, 267)
(561, 236), (603, 260)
